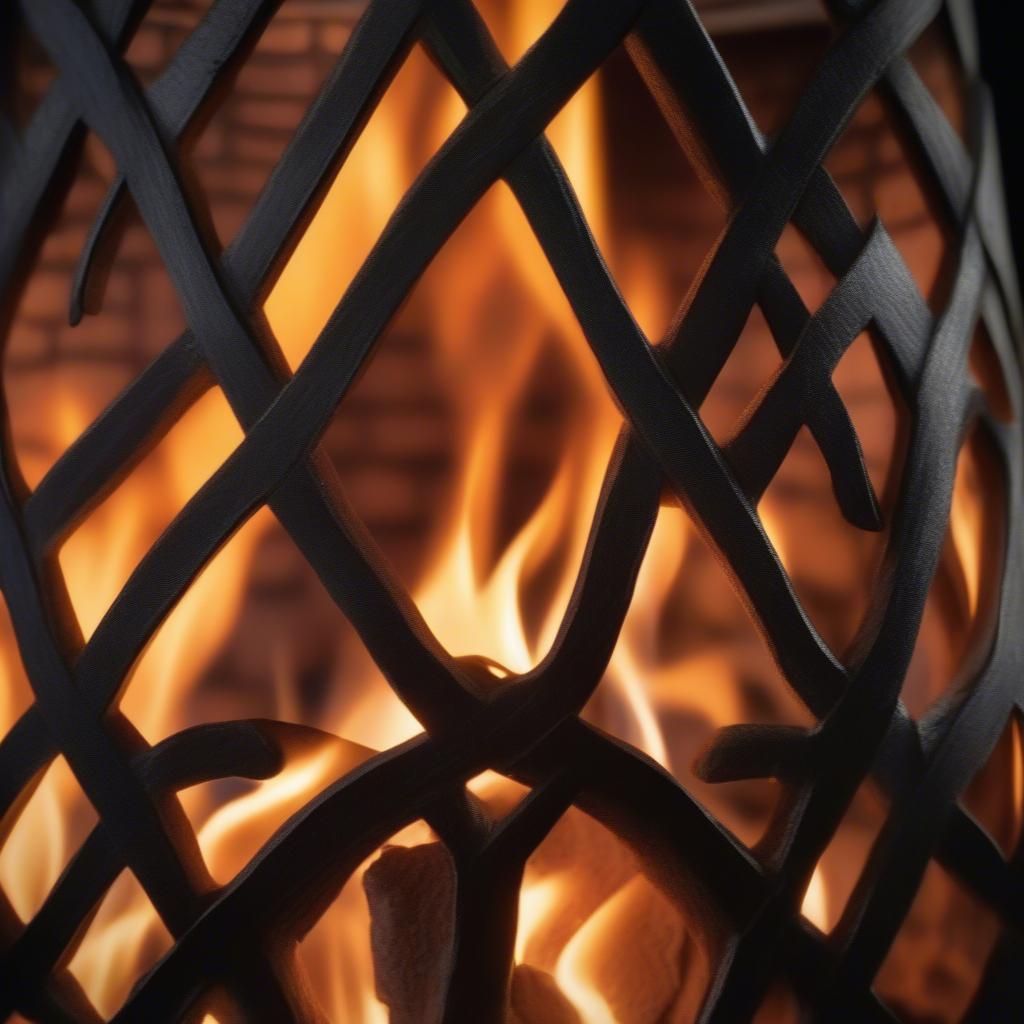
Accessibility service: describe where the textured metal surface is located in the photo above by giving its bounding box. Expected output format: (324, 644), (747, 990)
(0, 0), (1022, 1021)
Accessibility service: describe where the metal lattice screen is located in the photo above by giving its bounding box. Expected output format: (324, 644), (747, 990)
(1, 0), (1022, 1021)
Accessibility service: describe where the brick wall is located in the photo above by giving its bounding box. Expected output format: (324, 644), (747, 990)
(7, 0), (361, 452)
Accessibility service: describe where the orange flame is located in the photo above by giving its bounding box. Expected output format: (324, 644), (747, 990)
(7, 1), (984, 1019)
(1, 5), (748, 1015)
(949, 433), (988, 620)
(801, 864), (830, 932)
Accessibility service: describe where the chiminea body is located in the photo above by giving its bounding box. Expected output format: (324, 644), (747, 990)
(1, 0), (1022, 1021)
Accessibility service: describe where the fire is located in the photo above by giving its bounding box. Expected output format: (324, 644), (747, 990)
(0, 381), (273, 1014)
(948, 431), (989, 621)
(555, 897), (620, 1024)
(3, 1), (995, 1021)
(1, 1), (784, 1016)
(0, 756), (85, 922)
(514, 875), (564, 966)
(801, 864), (830, 933)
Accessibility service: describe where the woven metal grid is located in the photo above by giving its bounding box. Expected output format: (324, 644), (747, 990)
(1, 0), (1022, 1020)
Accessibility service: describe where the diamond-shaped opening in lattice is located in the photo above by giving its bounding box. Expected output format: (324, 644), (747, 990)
(185, 726), (376, 887)
(54, 384), (243, 645)
(714, 20), (832, 141)
(514, 805), (699, 1023)
(824, 88), (953, 312)
(758, 428), (881, 661)
(313, 177), (623, 676)
(92, 506), (272, 753)
(150, 514), (419, 742)
(756, 328), (903, 660)
(305, 820), (452, 1023)
(801, 781), (889, 935)
(901, 425), (1005, 720)
(582, 44), (728, 346)
(2, 11), (58, 137)
(774, 222), (838, 315)
(181, 0), (358, 259)
(701, 303), (784, 445)
(65, 866), (173, 1019)
(0, 592), (35, 735)
(833, 328), (906, 510)
(906, 15), (969, 143)
(0, 754), (97, 922)
(960, 711), (1023, 861)
(968, 320), (1015, 424)
(582, 502), (812, 850)
(873, 860), (1001, 1023)
(467, 770), (532, 823)
(313, 304), (455, 591)
(262, 41), (466, 369)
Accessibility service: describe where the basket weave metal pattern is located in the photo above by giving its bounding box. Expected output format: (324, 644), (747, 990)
(1, 0), (1022, 1020)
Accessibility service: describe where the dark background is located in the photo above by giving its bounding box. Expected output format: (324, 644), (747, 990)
(975, 0), (1022, 283)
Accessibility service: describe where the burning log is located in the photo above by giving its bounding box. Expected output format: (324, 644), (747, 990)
(363, 842), (455, 1024)
(363, 803), (696, 1022)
